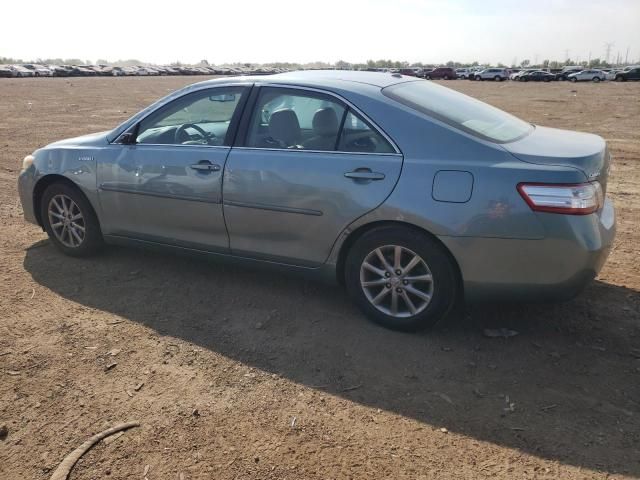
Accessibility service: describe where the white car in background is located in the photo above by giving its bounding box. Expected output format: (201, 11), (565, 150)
(567, 69), (606, 82)
(473, 68), (509, 81)
(455, 68), (470, 79)
(23, 64), (53, 76)
(9, 65), (34, 77)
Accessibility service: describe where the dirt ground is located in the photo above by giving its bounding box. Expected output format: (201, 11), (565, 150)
(1, 76), (639, 480)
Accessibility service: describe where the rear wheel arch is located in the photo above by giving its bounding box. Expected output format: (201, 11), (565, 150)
(335, 221), (463, 290)
(33, 175), (99, 229)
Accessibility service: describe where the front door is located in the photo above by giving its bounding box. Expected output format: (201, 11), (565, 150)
(223, 86), (403, 266)
(98, 85), (249, 251)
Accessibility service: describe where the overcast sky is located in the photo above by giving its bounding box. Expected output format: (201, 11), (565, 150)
(2, 0), (639, 65)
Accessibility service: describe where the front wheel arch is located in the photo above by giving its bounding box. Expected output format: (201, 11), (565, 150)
(335, 221), (463, 291)
(33, 175), (99, 229)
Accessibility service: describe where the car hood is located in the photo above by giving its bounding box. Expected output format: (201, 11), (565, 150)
(46, 131), (110, 148)
(502, 125), (610, 190)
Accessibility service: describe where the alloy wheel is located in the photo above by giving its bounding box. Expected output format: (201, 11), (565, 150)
(48, 194), (85, 248)
(360, 245), (434, 318)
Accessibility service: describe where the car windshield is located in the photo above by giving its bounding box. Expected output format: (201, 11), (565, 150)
(382, 81), (533, 143)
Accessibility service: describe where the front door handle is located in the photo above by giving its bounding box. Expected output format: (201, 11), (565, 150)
(344, 169), (385, 181)
(190, 161), (221, 172)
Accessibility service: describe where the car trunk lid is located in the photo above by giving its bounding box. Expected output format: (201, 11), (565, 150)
(502, 125), (610, 193)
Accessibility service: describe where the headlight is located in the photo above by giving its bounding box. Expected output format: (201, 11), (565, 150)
(21, 154), (34, 172)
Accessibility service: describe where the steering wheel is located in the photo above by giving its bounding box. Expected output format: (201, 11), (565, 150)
(174, 123), (214, 145)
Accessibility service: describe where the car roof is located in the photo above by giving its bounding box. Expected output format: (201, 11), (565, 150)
(191, 70), (416, 91)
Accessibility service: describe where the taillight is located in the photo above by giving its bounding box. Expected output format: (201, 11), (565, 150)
(517, 182), (603, 215)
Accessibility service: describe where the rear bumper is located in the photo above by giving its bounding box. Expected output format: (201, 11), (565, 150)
(440, 198), (616, 302)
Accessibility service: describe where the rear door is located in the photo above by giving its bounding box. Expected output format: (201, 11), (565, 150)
(223, 86), (403, 266)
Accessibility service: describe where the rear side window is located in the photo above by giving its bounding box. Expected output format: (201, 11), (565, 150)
(246, 87), (396, 153)
(338, 110), (395, 153)
(382, 80), (533, 143)
(246, 88), (345, 151)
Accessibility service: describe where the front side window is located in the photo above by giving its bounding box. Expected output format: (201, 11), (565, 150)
(136, 87), (246, 146)
(383, 80), (533, 143)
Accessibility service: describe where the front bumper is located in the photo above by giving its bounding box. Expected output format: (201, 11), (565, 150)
(440, 198), (616, 302)
(17, 170), (39, 226)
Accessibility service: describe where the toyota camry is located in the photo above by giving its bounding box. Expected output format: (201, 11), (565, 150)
(17, 71), (615, 331)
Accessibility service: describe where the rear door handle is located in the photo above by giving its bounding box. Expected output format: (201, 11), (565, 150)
(190, 161), (221, 172)
(344, 169), (385, 181)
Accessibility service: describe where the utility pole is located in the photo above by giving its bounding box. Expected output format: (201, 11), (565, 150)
(625, 46), (630, 65)
(564, 49), (570, 61)
(604, 42), (614, 64)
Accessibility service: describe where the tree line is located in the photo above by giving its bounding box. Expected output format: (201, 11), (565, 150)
(1, 56), (634, 69)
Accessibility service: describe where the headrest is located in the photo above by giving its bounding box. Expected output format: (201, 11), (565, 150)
(269, 109), (300, 146)
(312, 108), (339, 136)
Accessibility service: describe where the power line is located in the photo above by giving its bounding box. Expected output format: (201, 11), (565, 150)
(604, 42), (614, 63)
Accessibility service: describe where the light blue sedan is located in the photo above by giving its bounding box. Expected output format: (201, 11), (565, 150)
(17, 71), (615, 331)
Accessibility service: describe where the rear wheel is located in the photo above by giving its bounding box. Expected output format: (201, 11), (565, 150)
(494, 75), (501, 81)
(40, 182), (103, 257)
(593, 76), (600, 82)
(345, 227), (458, 331)
(443, 75), (449, 80)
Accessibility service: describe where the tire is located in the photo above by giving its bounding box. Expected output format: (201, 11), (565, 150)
(40, 182), (104, 257)
(425, 75), (431, 80)
(494, 75), (500, 81)
(544, 77), (550, 82)
(615, 75), (624, 82)
(570, 77), (577, 82)
(344, 226), (458, 332)
(593, 77), (600, 82)
(443, 75), (449, 80)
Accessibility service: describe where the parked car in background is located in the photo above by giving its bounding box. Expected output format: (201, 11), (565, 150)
(556, 66), (583, 80)
(455, 68), (471, 79)
(473, 68), (509, 81)
(567, 69), (606, 82)
(614, 66), (640, 81)
(0, 65), (15, 77)
(9, 65), (34, 77)
(47, 65), (69, 76)
(22, 64), (53, 77)
(424, 67), (457, 80)
(17, 70), (615, 332)
(399, 68), (420, 77)
(510, 69), (531, 80)
(520, 70), (556, 82)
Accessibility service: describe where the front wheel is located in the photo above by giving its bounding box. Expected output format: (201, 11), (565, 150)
(345, 227), (458, 331)
(615, 76), (624, 82)
(593, 77), (601, 82)
(41, 182), (104, 257)
(570, 77), (577, 82)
